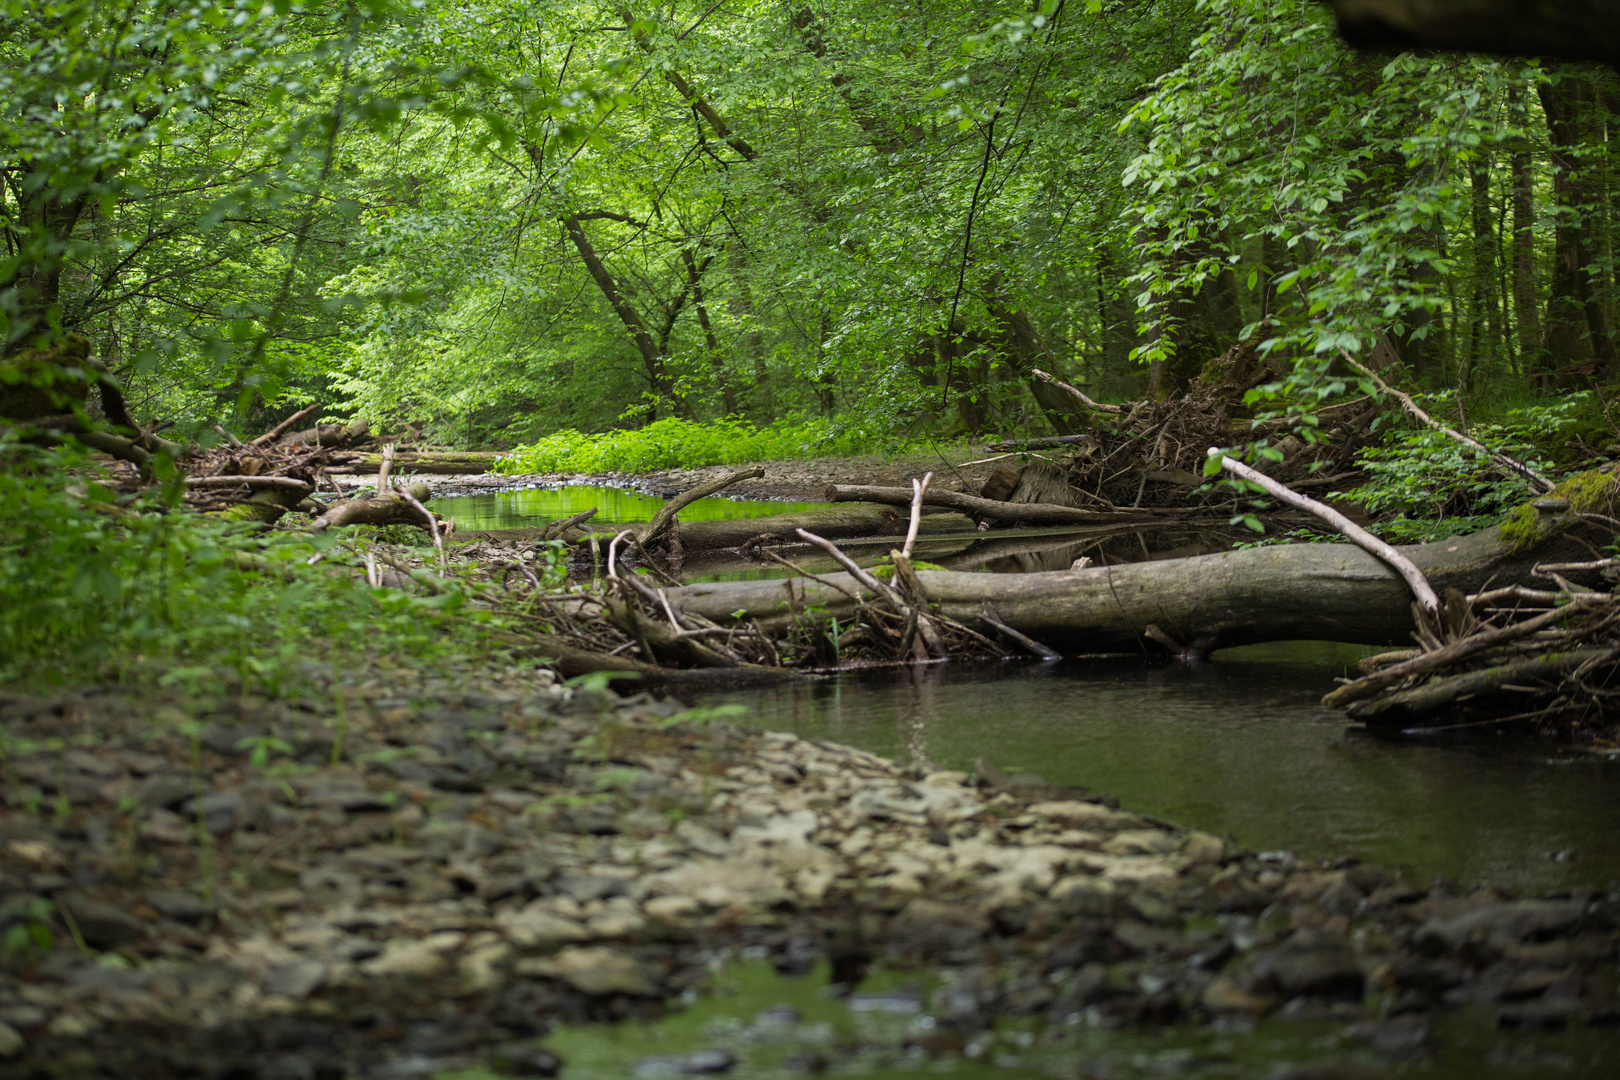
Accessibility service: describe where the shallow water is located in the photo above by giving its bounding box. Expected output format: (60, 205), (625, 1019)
(439, 960), (1620, 1080)
(712, 642), (1620, 893)
(429, 485), (827, 530)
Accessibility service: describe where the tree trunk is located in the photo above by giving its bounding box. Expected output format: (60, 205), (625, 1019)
(563, 215), (675, 399)
(668, 519), (1598, 654)
(1510, 87), (1543, 369)
(1539, 74), (1619, 379)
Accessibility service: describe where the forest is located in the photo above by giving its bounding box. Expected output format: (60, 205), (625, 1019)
(9, 3), (1620, 1078)
(8, 0), (1620, 446)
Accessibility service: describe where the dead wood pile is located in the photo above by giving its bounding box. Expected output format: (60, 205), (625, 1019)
(985, 337), (1383, 513)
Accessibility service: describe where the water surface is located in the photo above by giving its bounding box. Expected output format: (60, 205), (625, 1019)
(430, 485), (827, 530)
(714, 643), (1620, 892)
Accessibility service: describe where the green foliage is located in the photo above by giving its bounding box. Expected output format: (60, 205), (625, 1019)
(1, 897), (55, 958)
(1344, 394), (1584, 542)
(496, 417), (864, 474)
(0, 440), (499, 688)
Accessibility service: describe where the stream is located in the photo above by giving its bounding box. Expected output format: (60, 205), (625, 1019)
(429, 485), (1620, 1080)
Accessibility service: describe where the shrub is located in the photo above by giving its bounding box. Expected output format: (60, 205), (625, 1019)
(494, 417), (864, 474)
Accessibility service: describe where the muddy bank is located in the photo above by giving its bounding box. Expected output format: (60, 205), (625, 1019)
(2, 670), (1618, 1078)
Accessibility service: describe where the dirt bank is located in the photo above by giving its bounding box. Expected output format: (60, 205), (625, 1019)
(3, 665), (1618, 1079)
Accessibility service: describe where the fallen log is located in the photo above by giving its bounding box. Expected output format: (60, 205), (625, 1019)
(825, 484), (1196, 526)
(328, 450), (498, 474)
(279, 417), (370, 449)
(574, 505), (975, 555)
(644, 467), (764, 544)
(311, 483), (437, 531)
(666, 516), (1601, 654)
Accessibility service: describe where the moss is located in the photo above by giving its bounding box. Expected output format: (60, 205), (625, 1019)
(1499, 468), (1618, 552)
(869, 557), (947, 579)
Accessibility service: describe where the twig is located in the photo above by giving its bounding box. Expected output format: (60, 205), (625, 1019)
(794, 528), (903, 607)
(606, 530), (635, 580)
(251, 403), (323, 447)
(760, 549), (864, 604)
(376, 443), (396, 496)
(980, 602), (1060, 660)
(1322, 597), (1607, 707)
(1337, 348), (1553, 492)
(644, 467), (766, 544)
(1031, 368), (1127, 413)
(902, 472), (933, 559)
(543, 506), (598, 540)
(213, 424), (244, 447)
(1212, 447), (1441, 622)
(394, 486), (446, 572)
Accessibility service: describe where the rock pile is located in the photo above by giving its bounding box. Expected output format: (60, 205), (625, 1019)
(1, 672), (1617, 1077)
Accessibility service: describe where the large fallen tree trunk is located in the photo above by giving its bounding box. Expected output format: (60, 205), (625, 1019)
(666, 515), (1602, 654)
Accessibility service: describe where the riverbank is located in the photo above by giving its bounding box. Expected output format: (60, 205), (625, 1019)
(349, 448), (1007, 502)
(3, 662), (1618, 1079)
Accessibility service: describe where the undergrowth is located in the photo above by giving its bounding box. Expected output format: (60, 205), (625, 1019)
(1339, 392), (1602, 544)
(494, 416), (865, 474)
(0, 440), (512, 691)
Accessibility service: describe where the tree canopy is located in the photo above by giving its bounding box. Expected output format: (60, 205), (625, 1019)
(6, 0), (1620, 447)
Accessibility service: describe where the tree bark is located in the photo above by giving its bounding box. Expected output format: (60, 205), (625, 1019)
(826, 483), (1195, 526)
(563, 214), (675, 399)
(1510, 87), (1543, 369)
(667, 519), (1597, 654)
(1539, 74), (1619, 379)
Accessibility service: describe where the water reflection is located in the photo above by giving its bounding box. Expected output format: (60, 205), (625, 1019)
(429, 485), (828, 530)
(715, 644), (1620, 892)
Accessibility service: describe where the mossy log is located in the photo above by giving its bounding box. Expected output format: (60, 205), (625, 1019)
(665, 515), (1601, 654)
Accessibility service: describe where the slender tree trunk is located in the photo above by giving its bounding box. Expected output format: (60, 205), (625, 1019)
(563, 215), (676, 402)
(1510, 95), (1542, 369)
(682, 250), (735, 414)
(1539, 74), (1619, 380)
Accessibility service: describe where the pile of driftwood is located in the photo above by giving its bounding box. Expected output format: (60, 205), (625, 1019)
(500, 475), (1034, 680)
(970, 336), (1385, 513)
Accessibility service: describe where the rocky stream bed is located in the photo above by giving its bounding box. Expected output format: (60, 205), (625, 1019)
(3, 666), (1619, 1079)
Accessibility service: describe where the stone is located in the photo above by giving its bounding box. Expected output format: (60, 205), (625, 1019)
(1027, 801), (1142, 831)
(261, 960), (327, 999)
(523, 946), (658, 997)
(1101, 830), (1177, 856)
(459, 941), (513, 991)
(645, 856), (790, 911)
(147, 889), (216, 923)
(359, 932), (464, 977)
(56, 893), (147, 949)
(495, 903), (592, 949)
(1201, 976), (1272, 1015)
(0, 1021), (22, 1059)
(1051, 875), (1117, 917)
(1417, 899), (1585, 954)
(643, 895), (701, 922)
(673, 819), (728, 857)
(135, 774), (193, 810)
(1180, 831), (1225, 866)
(1247, 941), (1364, 999)
(181, 791), (244, 834)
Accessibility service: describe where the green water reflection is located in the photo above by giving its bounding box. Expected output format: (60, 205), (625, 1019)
(430, 486), (826, 529)
(437, 960), (1620, 1080)
(714, 643), (1620, 892)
